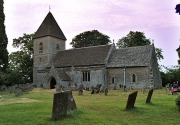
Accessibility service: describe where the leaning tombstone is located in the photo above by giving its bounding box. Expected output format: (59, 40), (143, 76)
(126, 91), (138, 109)
(146, 89), (154, 103)
(104, 88), (108, 96)
(52, 92), (68, 120)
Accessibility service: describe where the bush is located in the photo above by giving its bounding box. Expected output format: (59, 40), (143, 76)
(175, 95), (180, 111)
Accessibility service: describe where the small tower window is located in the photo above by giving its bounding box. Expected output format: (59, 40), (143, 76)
(132, 74), (136, 82)
(56, 44), (60, 50)
(39, 42), (43, 53)
(40, 58), (42, 62)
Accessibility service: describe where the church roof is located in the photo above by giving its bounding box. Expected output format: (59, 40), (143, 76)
(52, 44), (112, 67)
(107, 45), (153, 67)
(33, 12), (66, 40)
(55, 68), (71, 81)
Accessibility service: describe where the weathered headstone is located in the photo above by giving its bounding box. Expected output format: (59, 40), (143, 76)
(91, 89), (95, 94)
(78, 89), (83, 95)
(126, 91), (138, 109)
(67, 90), (77, 111)
(52, 92), (68, 120)
(96, 89), (100, 93)
(146, 89), (153, 103)
(78, 85), (83, 95)
(104, 88), (108, 96)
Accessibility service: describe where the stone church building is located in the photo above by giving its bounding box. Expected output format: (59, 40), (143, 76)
(33, 12), (162, 90)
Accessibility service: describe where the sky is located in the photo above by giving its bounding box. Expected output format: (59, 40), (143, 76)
(3, 0), (180, 67)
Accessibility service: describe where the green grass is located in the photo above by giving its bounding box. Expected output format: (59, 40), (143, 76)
(0, 88), (179, 125)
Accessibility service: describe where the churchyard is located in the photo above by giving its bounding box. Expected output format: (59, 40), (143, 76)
(0, 87), (180, 125)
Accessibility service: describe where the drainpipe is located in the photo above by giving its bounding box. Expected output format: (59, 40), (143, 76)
(124, 67), (126, 91)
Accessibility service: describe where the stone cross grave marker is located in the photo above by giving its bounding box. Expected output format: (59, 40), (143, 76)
(126, 91), (138, 109)
(146, 89), (153, 103)
(52, 92), (68, 120)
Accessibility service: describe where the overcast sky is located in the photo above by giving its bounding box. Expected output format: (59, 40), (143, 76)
(3, 0), (180, 67)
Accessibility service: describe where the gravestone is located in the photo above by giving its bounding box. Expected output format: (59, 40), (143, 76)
(91, 89), (95, 94)
(104, 88), (108, 96)
(96, 89), (100, 93)
(78, 85), (83, 95)
(52, 92), (68, 120)
(146, 89), (153, 103)
(67, 90), (77, 111)
(126, 91), (138, 109)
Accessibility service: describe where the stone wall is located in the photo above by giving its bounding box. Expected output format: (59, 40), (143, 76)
(33, 36), (66, 85)
(107, 67), (150, 89)
(66, 66), (105, 90)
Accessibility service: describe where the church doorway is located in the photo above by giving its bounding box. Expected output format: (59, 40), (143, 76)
(50, 78), (56, 89)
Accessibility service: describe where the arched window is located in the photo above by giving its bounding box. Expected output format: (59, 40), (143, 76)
(39, 42), (43, 53)
(132, 74), (136, 82)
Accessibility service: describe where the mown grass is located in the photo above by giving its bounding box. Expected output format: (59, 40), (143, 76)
(0, 88), (179, 125)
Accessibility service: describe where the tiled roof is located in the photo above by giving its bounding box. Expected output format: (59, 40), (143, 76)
(33, 12), (66, 40)
(55, 68), (71, 81)
(107, 45), (153, 67)
(52, 45), (112, 67)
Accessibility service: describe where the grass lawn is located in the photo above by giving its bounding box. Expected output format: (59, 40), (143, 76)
(0, 88), (179, 125)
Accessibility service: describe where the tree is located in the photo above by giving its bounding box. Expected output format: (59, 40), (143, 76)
(70, 30), (111, 48)
(116, 31), (164, 61)
(0, 0), (8, 72)
(175, 4), (180, 15)
(176, 46), (180, 64)
(161, 65), (180, 86)
(9, 33), (34, 83)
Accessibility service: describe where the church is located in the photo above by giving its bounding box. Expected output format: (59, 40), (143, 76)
(33, 12), (162, 90)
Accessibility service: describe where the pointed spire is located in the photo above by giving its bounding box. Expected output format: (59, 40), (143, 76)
(33, 12), (66, 40)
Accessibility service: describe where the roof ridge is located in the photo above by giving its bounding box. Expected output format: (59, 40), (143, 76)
(117, 44), (152, 50)
(65, 44), (112, 51)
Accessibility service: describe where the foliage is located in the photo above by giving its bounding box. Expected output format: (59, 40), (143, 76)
(161, 65), (180, 86)
(8, 33), (34, 83)
(175, 95), (180, 111)
(116, 31), (163, 62)
(0, 0), (8, 72)
(176, 46), (180, 64)
(0, 88), (180, 124)
(0, 72), (6, 86)
(175, 4), (180, 15)
(70, 30), (111, 48)
(116, 31), (151, 48)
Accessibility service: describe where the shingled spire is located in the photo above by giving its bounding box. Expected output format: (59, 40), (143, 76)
(33, 12), (66, 40)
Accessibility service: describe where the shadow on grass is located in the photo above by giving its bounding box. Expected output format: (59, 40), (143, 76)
(146, 102), (156, 106)
(46, 108), (84, 122)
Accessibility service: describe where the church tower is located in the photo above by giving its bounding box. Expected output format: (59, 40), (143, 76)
(33, 12), (66, 85)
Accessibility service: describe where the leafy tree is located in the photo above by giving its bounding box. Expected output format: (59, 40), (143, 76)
(0, 0), (8, 72)
(175, 4), (180, 15)
(176, 46), (180, 64)
(116, 31), (151, 48)
(70, 30), (111, 48)
(9, 33), (34, 83)
(116, 31), (164, 61)
(161, 65), (180, 86)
